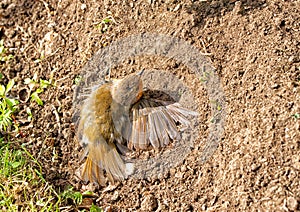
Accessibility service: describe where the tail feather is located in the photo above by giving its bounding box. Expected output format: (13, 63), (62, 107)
(81, 157), (105, 185)
(81, 137), (134, 185)
(105, 146), (128, 182)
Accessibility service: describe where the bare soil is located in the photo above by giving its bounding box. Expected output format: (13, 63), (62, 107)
(1, 0), (299, 211)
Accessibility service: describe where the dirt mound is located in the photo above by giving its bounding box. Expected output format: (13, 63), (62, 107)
(1, 0), (299, 210)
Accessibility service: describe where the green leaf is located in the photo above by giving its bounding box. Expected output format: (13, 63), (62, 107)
(74, 75), (82, 85)
(73, 192), (83, 205)
(5, 98), (19, 109)
(31, 92), (43, 106)
(0, 85), (5, 96)
(90, 204), (103, 212)
(35, 88), (43, 94)
(292, 113), (300, 119)
(0, 73), (3, 80)
(102, 18), (111, 24)
(26, 107), (32, 121)
(11, 161), (22, 169)
(40, 79), (51, 89)
(83, 191), (94, 195)
(6, 54), (13, 60)
(36, 199), (46, 206)
(5, 79), (14, 94)
(0, 45), (4, 55)
(0, 109), (13, 131)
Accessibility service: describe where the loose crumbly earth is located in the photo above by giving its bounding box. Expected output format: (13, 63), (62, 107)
(1, 0), (299, 211)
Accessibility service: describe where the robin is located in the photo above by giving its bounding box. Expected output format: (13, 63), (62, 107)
(77, 70), (197, 185)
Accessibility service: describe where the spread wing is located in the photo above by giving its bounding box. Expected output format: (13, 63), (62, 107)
(128, 98), (198, 150)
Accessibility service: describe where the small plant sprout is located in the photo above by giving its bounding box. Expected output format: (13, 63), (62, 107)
(210, 99), (222, 111)
(90, 204), (104, 212)
(0, 39), (13, 62)
(95, 16), (116, 33)
(30, 88), (44, 106)
(200, 70), (210, 83)
(74, 75), (82, 85)
(24, 71), (56, 106)
(0, 79), (19, 131)
(61, 187), (83, 205)
(26, 107), (33, 121)
(292, 113), (300, 119)
(216, 102), (222, 111)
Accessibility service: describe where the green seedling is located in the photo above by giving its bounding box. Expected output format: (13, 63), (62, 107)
(30, 88), (44, 106)
(61, 186), (83, 205)
(199, 71), (210, 83)
(26, 107), (33, 121)
(74, 75), (82, 85)
(292, 113), (300, 119)
(95, 16), (115, 33)
(0, 40), (13, 62)
(210, 99), (222, 111)
(0, 79), (19, 131)
(24, 72), (56, 106)
(217, 103), (222, 111)
(90, 204), (104, 212)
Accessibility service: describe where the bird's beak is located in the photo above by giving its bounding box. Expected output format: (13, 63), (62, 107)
(137, 69), (145, 76)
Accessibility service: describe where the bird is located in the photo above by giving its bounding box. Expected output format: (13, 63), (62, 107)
(77, 70), (198, 185)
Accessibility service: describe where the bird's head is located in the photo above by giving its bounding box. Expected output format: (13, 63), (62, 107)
(111, 70), (144, 106)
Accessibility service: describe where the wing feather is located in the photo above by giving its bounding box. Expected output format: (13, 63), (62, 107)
(138, 115), (148, 149)
(129, 108), (139, 150)
(148, 112), (160, 149)
(131, 98), (197, 149)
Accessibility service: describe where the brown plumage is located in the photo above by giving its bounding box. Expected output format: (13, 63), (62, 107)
(77, 71), (197, 185)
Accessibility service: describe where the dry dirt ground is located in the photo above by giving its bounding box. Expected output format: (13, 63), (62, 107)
(1, 0), (300, 211)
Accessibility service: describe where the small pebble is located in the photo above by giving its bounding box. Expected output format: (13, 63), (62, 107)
(81, 4), (87, 10)
(287, 196), (298, 211)
(141, 194), (158, 211)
